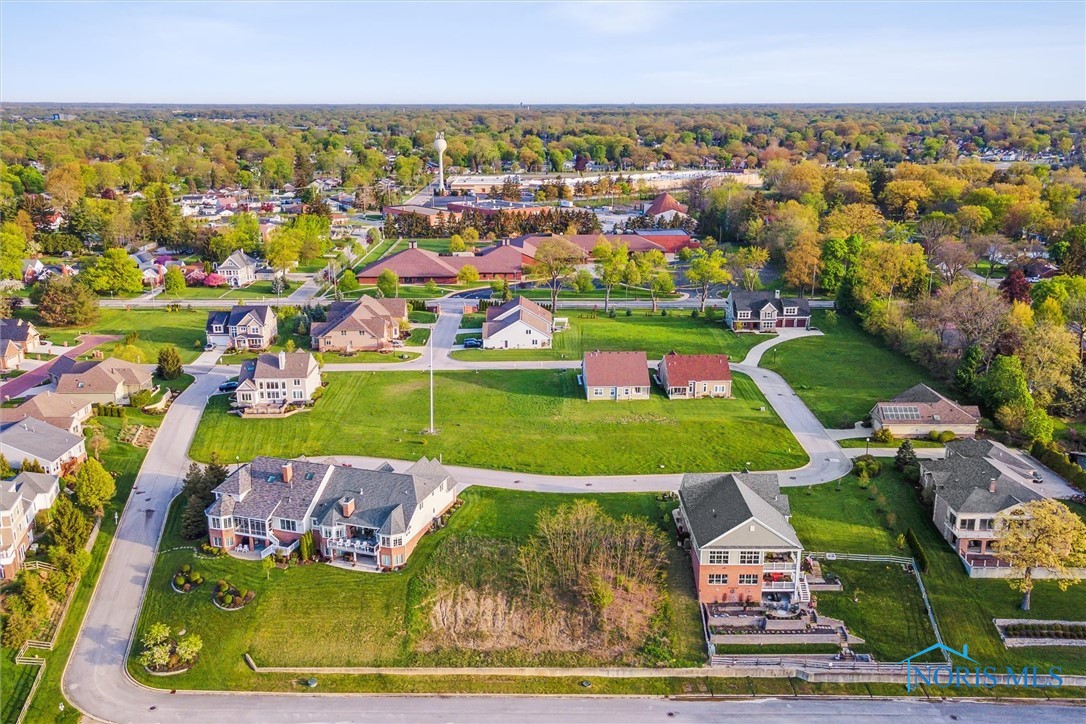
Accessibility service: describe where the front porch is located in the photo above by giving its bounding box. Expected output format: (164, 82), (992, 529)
(323, 527), (380, 567)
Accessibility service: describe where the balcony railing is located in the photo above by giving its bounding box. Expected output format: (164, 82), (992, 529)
(763, 561), (796, 571)
(328, 538), (378, 555)
(761, 581), (796, 590)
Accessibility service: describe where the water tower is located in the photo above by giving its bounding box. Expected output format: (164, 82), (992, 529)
(434, 132), (448, 195)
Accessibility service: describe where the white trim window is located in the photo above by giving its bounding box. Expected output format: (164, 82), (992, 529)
(708, 573), (729, 585)
(738, 573), (758, 585)
(739, 550), (761, 565)
(706, 549), (728, 564)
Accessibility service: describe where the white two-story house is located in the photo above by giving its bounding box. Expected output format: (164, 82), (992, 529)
(234, 351), (321, 410)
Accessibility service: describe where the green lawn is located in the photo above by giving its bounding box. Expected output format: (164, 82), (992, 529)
(404, 328), (431, 346)
(460, 312), (486, 328)
(129, 488), (704, 692)
(452, 313), (771, 362)
(18, 307), (210, 363)
(836, 438), (945, 449)
(190, 370), (807, 475)
(761, 311), (951, 429)
(517, 285), (679, 302)
(408, 310), (437, 324)
(156, 285), (234, 300)
(2, 411), (156, 723)
(789, 467), (1086, 674)
(345, 285), (468, 300)
(972, 260), (1008, 280)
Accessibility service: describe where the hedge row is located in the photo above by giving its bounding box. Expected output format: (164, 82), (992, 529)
(93, 403), (127, 418)
(905, 528), (929, 573)
(1030, 440), (1086, 493)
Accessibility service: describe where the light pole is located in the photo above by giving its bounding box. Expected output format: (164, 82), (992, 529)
(865, 437), (871, 456)
(427, 319), (436, 435)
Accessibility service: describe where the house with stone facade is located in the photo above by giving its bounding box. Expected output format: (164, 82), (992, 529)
(205, 305), (278, 351)
(309, 296), (408, 353)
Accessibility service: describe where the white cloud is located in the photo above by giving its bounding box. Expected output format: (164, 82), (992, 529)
(552, 0), (675, 35)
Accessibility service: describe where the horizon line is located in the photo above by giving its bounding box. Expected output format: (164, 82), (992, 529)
(3, 100), (1085, 107)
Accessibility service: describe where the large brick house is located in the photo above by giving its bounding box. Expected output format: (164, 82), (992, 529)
(871, 384), (981, 439)
(655, 352), (732, 399)
(482, 297), (553, 350)
(676, 473), (808, 605)
(581, 351), (650, 401)
(205, 456), (458, 570)
(205, 305), (278, 350)
(309, 296), (409, 353)
(724, 290), (811, 332)
(919, 440), (1048, 576)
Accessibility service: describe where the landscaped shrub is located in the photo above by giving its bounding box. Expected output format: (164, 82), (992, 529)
(905, 528), (929, 573)
(174, 575), (184, 588)
(871, 428), (894, 444)
(1030, 440), (1086, 493)
(625, 308), (632, 316)
(937, 430), (956, 443)
(129, 389), (154, 408)
(852, 455), (882, 478)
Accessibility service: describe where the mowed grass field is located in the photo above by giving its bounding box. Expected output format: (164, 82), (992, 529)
(190, 370), (807, 474)
(790, 467), (1086, 673)
(19, 307), (210, 363)
(129, 488), (704, 691)
(760, 311), (950, 428)
(453, 313), (772, 362)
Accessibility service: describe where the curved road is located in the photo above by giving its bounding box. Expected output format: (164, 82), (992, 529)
(60, 316), (896, 722)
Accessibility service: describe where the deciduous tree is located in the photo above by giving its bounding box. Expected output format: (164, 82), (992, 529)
(73, 458), (115, 513)
(685, 249), (732, 313)
(996, 499), (1086, 610)
(528, 237), (582, 310)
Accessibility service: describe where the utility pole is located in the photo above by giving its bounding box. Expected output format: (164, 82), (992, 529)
(428, 315), (436, 434)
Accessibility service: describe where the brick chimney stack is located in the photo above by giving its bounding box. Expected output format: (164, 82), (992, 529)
(988, 477), (996, 493)
(282, 462), (293, 484)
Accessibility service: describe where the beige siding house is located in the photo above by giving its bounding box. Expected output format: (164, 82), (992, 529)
(656, 352), (732, 399)
(581, 351), (650, 401)
(309, 297), (409, 353)
(871, 384), (981, 438)
(206, 305), (278, 350)
(216, 249), (258, 287)
(51, 357), (153, 405)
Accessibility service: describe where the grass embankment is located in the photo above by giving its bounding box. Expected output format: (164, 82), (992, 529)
(453, 312), (771, 362)
(761, 311), (952, 429)
(790, 467), (1086, 674)
(1, 412), (156, 723)
(129, 488), (704, 690)
(189, 370), (806, 475)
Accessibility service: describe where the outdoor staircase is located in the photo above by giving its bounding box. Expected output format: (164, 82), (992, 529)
(796, 575), (811, 603)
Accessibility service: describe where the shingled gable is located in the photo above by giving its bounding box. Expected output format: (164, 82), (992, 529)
(644, 192), (688, 217)
(582, 350), (650, 388)
(679, 473), (800, 549)
(872, 383), (981, 426)
(659, 352), (732, 387)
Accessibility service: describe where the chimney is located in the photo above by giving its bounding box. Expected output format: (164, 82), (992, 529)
(988, 477), (996, 493)
(278, 350), (287, 368)
(339, 495), (355, 517)
(774, 289), (781, 299)
(282, 462), (293, 484)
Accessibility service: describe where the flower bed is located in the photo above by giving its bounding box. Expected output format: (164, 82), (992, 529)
(170, 564), (205, 593)
(212, 580), (255, 610)
(1003, 622), (1086, 640)
(138, 623), (202, 673)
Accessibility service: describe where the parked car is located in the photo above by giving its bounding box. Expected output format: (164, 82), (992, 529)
(218, 380), (239, 392)
(391, 339), (405, 347)
(462, 338), (483, 348)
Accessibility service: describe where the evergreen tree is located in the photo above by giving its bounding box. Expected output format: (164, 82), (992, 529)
(156, 345), (183, 380)
(20, 459), (45, 473)
(955, 345), (984, 398)
(180, 454), (229, 540)
(74, 458), (116, 513)
(894, 439), (918, 471)
(51, 495), (91, 553)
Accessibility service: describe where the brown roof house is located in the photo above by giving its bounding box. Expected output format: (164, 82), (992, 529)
(310, 296), (409, 353)
(642, 192), (689, 222)
(235, 351), (322, 412)
(581, 351), (650, 401)
(51, 356), (153, 405)
(656, 352), (732, 399)
(482, 297), (553, 350)
(870, 384), (981, 439)
(0, 319), (43, 371)
(2, 392), (93, 434)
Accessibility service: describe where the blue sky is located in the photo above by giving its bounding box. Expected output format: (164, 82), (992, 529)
(2, 1), (1083, 103)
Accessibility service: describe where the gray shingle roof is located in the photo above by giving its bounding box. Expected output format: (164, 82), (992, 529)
(238, 352), (318, 383)
(728, 291), (810, 316)
(0, 418), (83, 461)
(679, 473), (800, 548)
(920, 440), (1044, 514)
(205, 305), (275, 335)
(209, 456), (454, 537)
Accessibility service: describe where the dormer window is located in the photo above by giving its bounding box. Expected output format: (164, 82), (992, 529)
(784, 307), (797, 315)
